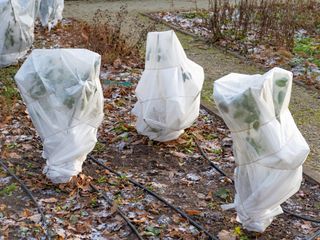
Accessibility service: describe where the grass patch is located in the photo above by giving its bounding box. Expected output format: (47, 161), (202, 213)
(0, 65), (20, 121)
(0, 183), (17, 196)
(293, 37), (320, 67)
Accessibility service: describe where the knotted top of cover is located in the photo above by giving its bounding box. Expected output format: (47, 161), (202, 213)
(145, 30), (188, 70)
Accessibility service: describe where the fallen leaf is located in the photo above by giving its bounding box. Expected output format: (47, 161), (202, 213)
(171, 151), (187, 159)
(76, 223), (92, 234)
(8, 152), (21, 159)
(40, 197), (58, 203)
(28, 214), (41, 223)
(132, 217), (147, 224)
(22, 209), (32, 218)
(56, 228), (66, 238)
(217, 230), (236, 240)
(21, 143), (33, 151)
(185, 209), (201, 216)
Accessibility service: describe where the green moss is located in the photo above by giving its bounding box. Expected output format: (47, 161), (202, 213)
(0, 66), (20, 116)
(0, 183), (17, 196)
(93, 141), (105, 153)
(293, 37), (320, 67)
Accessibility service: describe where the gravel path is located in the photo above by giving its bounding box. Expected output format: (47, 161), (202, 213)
(63, 0), (320, 183)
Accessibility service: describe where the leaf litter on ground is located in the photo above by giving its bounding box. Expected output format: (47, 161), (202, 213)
(0, 17), (319, 240)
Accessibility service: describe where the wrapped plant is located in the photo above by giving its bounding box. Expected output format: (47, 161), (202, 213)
(15, 49), (104, 183)
(132, 30), (204, 142)
(214, 67), (309, 232)
(0, 0), (36, 67)
(39, 0), (64, 30)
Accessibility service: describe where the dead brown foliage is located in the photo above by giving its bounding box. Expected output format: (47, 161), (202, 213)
(207, 0), (320, 51)
(70, 5), (155, 66)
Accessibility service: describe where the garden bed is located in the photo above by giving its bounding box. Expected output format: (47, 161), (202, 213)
(151, 0), (320, 89)
(0, 6), (320, 239)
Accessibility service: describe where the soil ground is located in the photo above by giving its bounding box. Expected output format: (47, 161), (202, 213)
(0, 1), (319, 239)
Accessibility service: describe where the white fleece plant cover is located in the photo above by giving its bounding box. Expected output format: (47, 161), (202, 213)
(213, 67), (310, 232)
(15, 49), (104, 183)
(132, 30), (204, 142)
(0, 0), (36, 67)
(39, 0), (64, 30)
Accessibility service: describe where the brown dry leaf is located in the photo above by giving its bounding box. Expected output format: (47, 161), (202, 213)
(0, 226), (9, 238)
(168, 229), (183, 238)
(113, 58), (122, 69)
(192, 131), (205, 141)
(0, 204), (6, 211)
(185, 209), (201, 216)
(175, 138), (188, 145)
(22, 209), (32, 218)
(131, 138), (145, 145)
(217, 230), (236, 240)
(230, 216), (237, 223)
(76, 223), (92, 234)
(56, 228), (66, 238)
(21, 143), (33, 151)
(171, 151), (187, 159)
(81, 32), (89, 43)
(172, 214), (186, 223)
(3, 116), (12, 124)
(110, 204), (118, 215)
(41, 197), (58, 203)
(132, 216), (147, 224)
(277, 48), (293, 59)
(8, 152), (21, 159)
(105, 103), (115, 111)
(28, 214), (41, 223)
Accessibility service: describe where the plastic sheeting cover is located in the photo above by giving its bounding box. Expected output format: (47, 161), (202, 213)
(132, 30), (204, 142)
(213, 67), (310, 232)
(39, 0), (64, 30)
(0, 0), (36, 67)
(15, 49), (104, 183)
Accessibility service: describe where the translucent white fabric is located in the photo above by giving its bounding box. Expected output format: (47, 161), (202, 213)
(39, 0), (64, 30)
(213, 67), (310, 232)
(15, 49), (104, 183)
(0, 0), (36, 67)
(132, 30), (204, 142)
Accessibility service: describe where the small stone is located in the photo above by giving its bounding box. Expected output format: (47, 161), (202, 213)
(186, 173), (201, 181)
(147, 170), (159, 176)
(144, 195), (156, 203)
(117, 141), (126, 151)
(204, 168), (217, 177)
(106, 222), (122, 232)
(127, 212), (137, 219)
(189, 225), (200, 235)
(157, 215), (172, 225)
(0, 177), (12, 185)
(204, 211), (223, 221)
(197, 193), (206, 200)
(96, 223), (107, 231)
